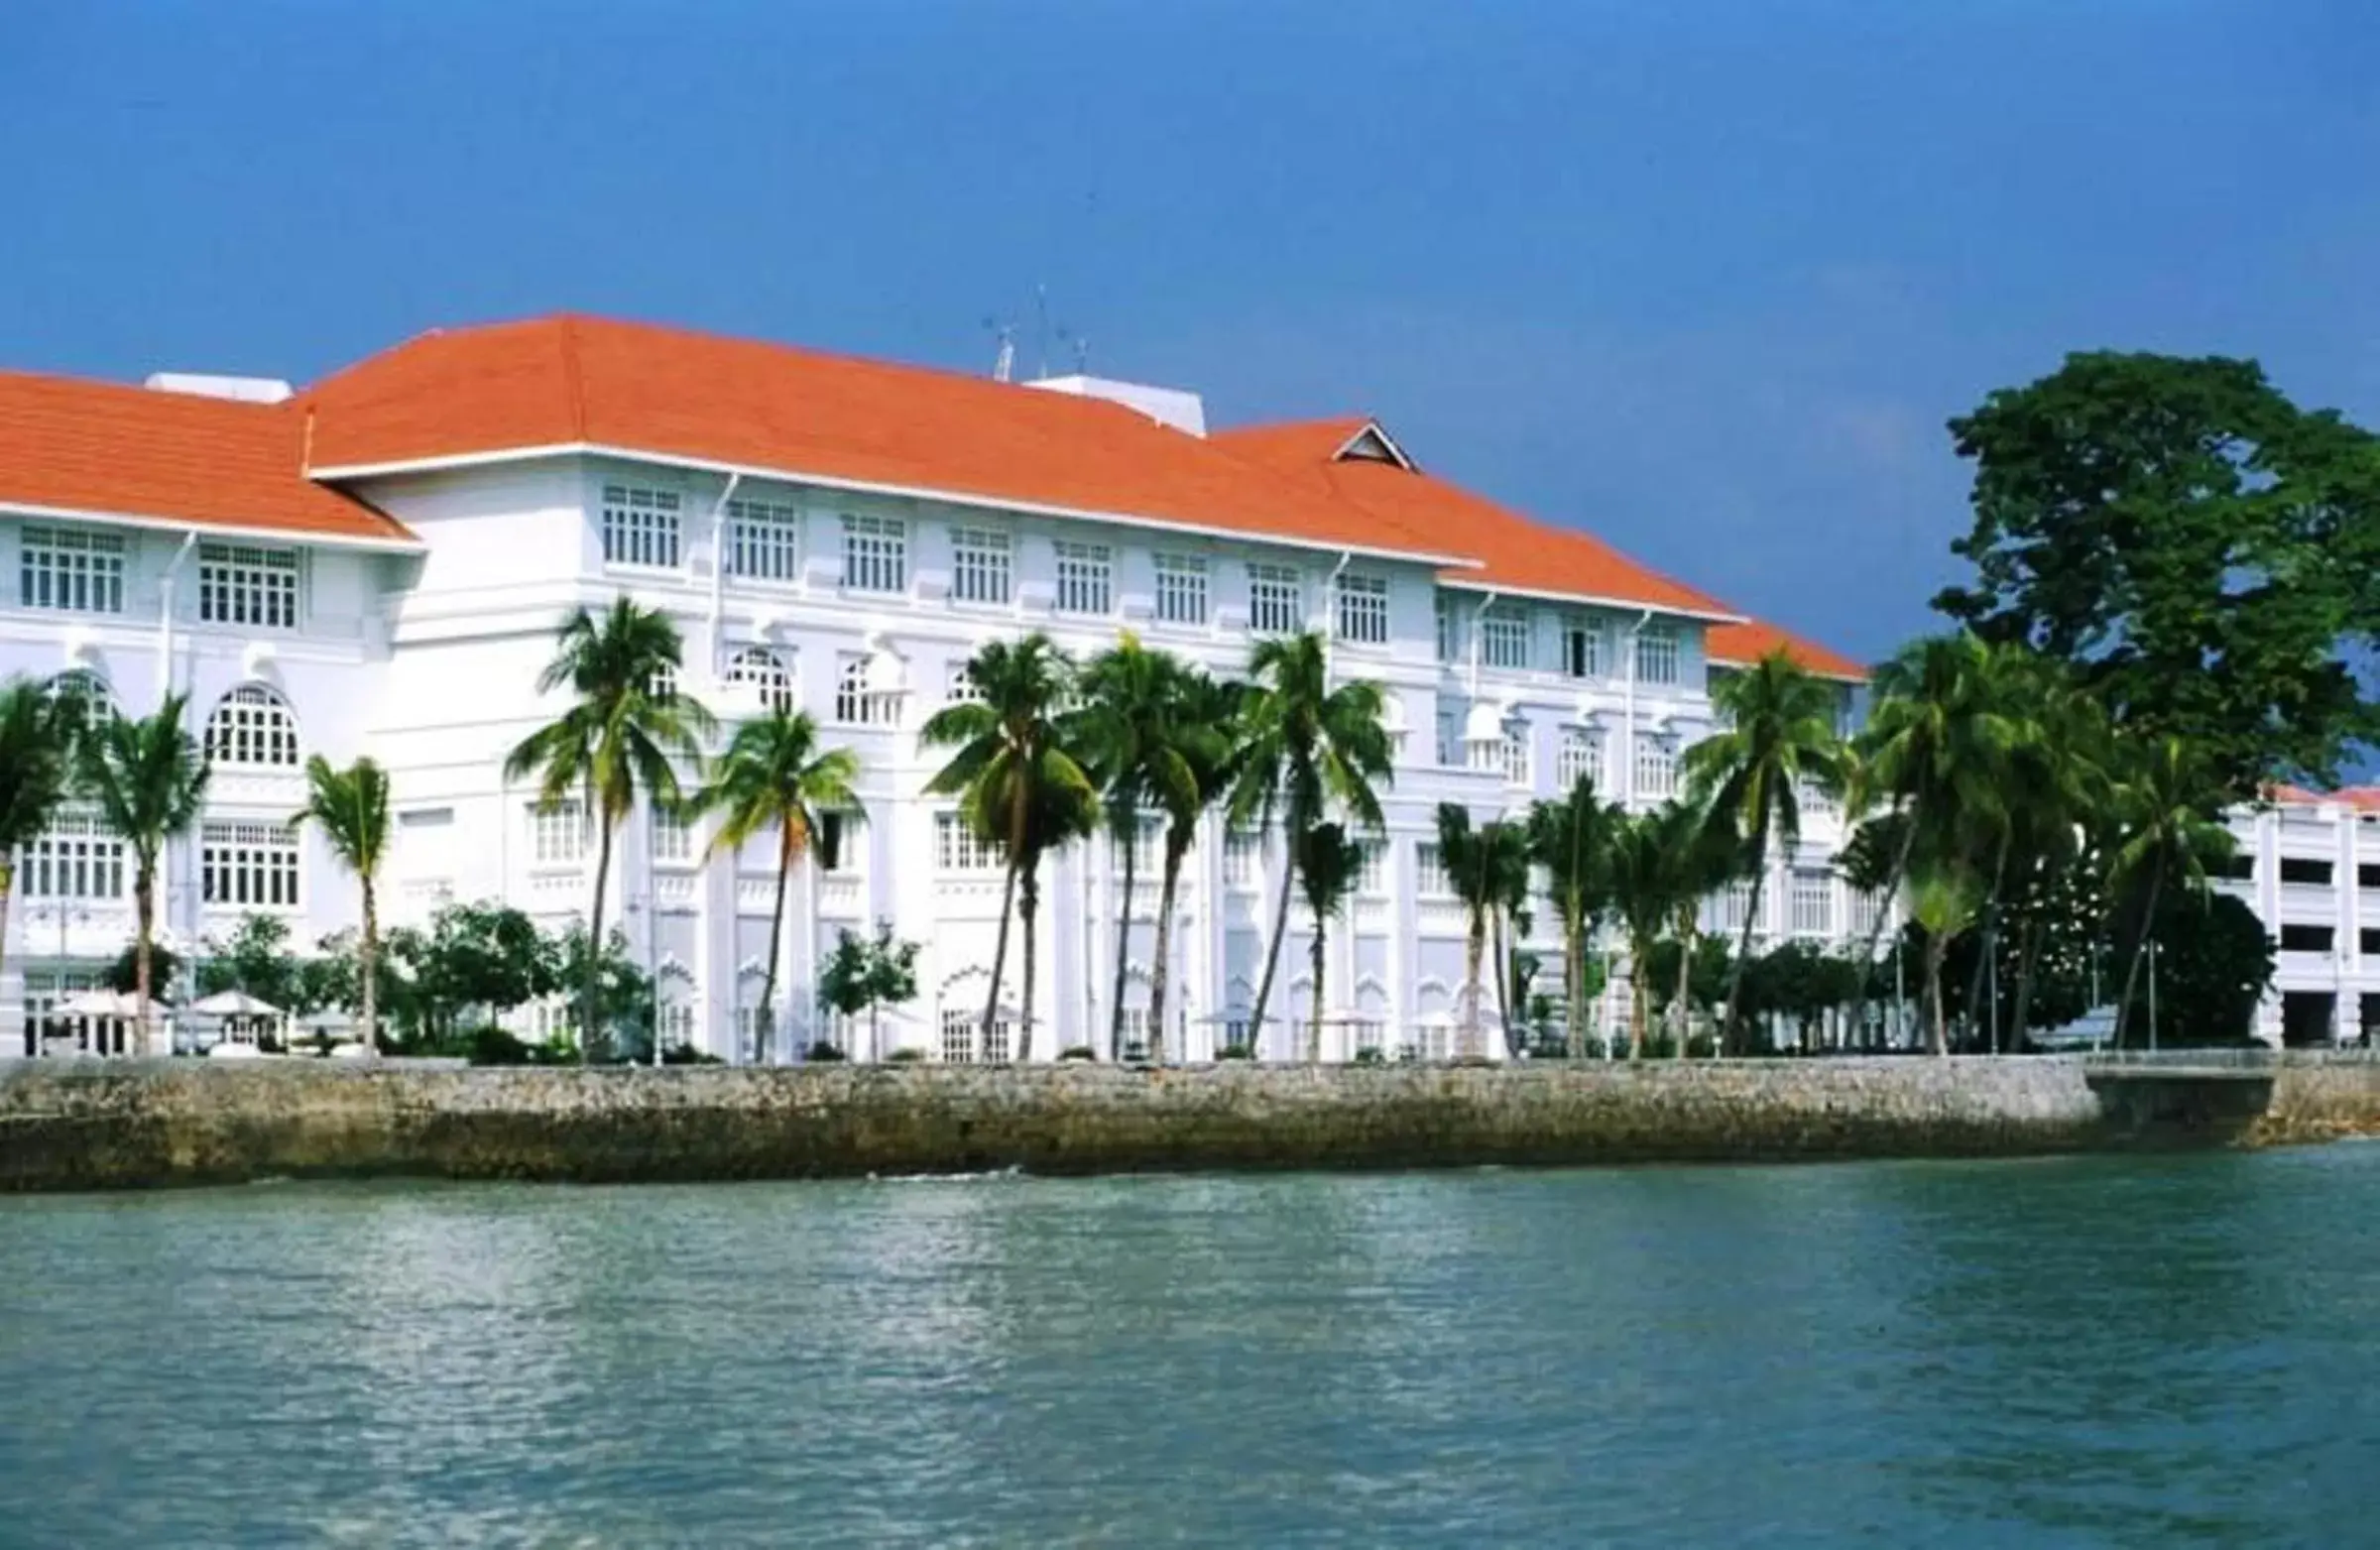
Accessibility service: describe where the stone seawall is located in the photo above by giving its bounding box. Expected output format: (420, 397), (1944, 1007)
(0, 1057), (2152, 1191)
(2254, 1058), (2380, 1145)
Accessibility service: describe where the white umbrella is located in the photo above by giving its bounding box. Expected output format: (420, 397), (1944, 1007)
(190, 989), (285, 1018)
(294, 1007), (356, 1032)
(55, 989), (143, 1019)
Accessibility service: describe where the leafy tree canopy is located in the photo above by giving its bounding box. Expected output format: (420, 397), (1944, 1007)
(1935, 351), (2380, 794)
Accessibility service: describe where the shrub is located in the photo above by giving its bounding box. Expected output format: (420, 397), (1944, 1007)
(661, 1042), (721, 1066)
(1352, 1046), (1385, 1065)
(1218, 1042), (1256, 1061)
(1057, 1044), (1097, 1062)
(464, 1025), (537, 1067)
(804, 1041), (848, 1062)
(886, 1046), (926, 1063)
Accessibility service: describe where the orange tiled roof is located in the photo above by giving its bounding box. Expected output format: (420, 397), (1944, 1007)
(298, 315), (1470, 564)
(0, 370), (414, 545)
(1213, 417), (1740, 620)
(1707, 618), (1869, 683)
(2270, 783), (2380, 811)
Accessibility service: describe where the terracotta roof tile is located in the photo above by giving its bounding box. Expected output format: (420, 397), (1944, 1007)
(0, 369), (414, 545)
(1706, 618), (1869, 682)
(299, 315), (1468, 563)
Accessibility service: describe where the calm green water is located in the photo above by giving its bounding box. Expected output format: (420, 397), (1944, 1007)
(4, 1150), (2378, 1548)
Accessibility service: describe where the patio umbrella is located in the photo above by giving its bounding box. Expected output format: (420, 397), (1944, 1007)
(190, 989), (286, 1018)
(54, 989), (144, 1019)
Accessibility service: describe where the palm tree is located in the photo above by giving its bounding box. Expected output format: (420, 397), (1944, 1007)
(1295, 821), (1365, 1062)
(1909, 861), (1983, 1056)
(1074, 635), (1203, 1060)
(1662, 799), (1743, 1059)
(505, 597), (712, 1062)
(1141, 669), (1239, 1066)
(686, 707), (861, 1064)
(1229, 632), (1392, 1058)
(1484, 818), (1533, 1055)
(920, 635), (1097, 1061)
(1844, 632), (2027, 1042)
(290, 755), (392, 1055)
(0, 677), (82, 1024)
(2106, 736), (2232, 1047)
(76, 694), (208, 1055)
(1606, 802), (1705, 1057)
(1436, 803), (1497, 1054)
(1527, 775), (1617, 1057)
(1688, 650), (1847, 1054)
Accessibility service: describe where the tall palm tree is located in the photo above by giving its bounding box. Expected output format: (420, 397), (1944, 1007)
(1229, 632), (1391, 1058)
(1142, 669), (1239, 1066)
(1435, 803), (1497, 1055)
(1663, 798), (1743, 1059)
(1484, 818), (1533, 1055)
(1687, 650), (1847, 1054)
(289, 755), (391, 1055)
(1527, 775), (1617, 1057)
(0, 677), (82, 1024)
(1606, 801), (1705, 1057)
(505, 597), (712, 1062)
(1909, 861), (1983, 1056)
(1295, 821), (1365, 1062)
(686, 707), (861, 1064)
(76, 694), (208, 1055)
(1844, 632), (2027, 1041)
(1074, 635), (1202, 1060)
(920, 634), (1097, 1061)
(2105, 736), (2233, 1047)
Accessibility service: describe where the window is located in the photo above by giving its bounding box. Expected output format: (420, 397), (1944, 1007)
(2280, 857), (2333, 886)
(659, 999), (695, 1051)
(1249, 563), (1302, 635)
(1790, 871), (1834, 936)
(941, 1008), (977, 1064)
(1634, 623), (1680, 684)
(1480, 607), (1529, 669)
(1795, 775), (1838, 815)
(1497, 727), (1531, 788)
(196, 542), (300, 630)
(2281, 923), (2335, 953)
(1435, 595), (1461, 663)
(204, 684), (299, 768)
(841, 514), (906, 593)
(1633, 735), (1676, 800)
(950, 527), (1012, 605)
(2208, 853), (2253, 882)
(946, 660), (984, 704)
(1357, 840), (1386, 895)
(726, 496), (800, 582)
(2361, 863), (2380, 890)
(1155, 553), (1207, 626)
(18, 811), (125, 899)
(45, 669), (115, 722)
(201, 820), (300, 907)
(1224, 829), (1259, 887)
(20, 527), (125, 615)
(817, 810), (855, 875)
(836, 655), (897, 726)
(1563, 620), (1605, 679)
(1054, 541), (1113, 616)
(725, 646), (796, 714)
(1850, 889), (1884, 941)
(1556, 726), (1603, 792)
(1436, 705), (1462, 768)
(935, 811), (1001, 872)
(1115, 815), (1160, 877)
(645, 661), (678, 700)
(1713, 880), (1755, 936)
(601, 484), (681, 569)
(1335, 573), (1389, 645)
(1417, 843), (1452, 897)
(529, 800), (586, 865)
(653, 805), (694, 864)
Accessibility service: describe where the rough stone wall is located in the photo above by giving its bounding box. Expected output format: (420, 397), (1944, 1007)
(2252, 1058), (2380, 1145)
(0, 1058), (2125, 1191)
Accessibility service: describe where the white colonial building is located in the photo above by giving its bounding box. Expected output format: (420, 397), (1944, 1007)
(0, 313), (1869, 1061)
(2217, 786), (2380, 1047)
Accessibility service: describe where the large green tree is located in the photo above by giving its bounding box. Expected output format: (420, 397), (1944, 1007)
(817, 920), (920, 1060)
(506, 597), (712, 1061)
(1229, 632), (1391, 1058)
(76, 693), (209, 1055)
(920, 634), (1097, 1061)
(1937, 352), (2380, 794)
(2104, 736), (2236, 1047)
(290, 755), (392, 1055)
(686, 707), (860, 1064)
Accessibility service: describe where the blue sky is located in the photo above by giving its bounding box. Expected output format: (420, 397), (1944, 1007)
(3, 1), (2374, 663)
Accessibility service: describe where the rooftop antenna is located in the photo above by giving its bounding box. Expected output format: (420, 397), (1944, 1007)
(1056, 326), (1090, 375)
(1033, 284), (1051, 379)
(986, 320), (1016, 384)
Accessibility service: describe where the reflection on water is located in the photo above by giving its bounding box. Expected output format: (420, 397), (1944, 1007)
(4, 1148), (2378, 1547)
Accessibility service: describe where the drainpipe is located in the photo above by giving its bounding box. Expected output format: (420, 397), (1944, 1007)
(705, 472), (743, 669)
(158, 530), (199, 706)
(1621, 608), (1652, 807)
(1465, 590), (1497, 698)
(702, 473), (741, 1057)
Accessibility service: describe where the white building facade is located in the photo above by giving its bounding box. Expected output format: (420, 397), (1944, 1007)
(2218, 787), (2380, 1047)
(0, 314), (1870, 1060)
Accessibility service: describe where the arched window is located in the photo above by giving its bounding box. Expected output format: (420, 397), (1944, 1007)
(724, 647), (795, 714)
(205, 683), (300, 768)
(45, 669), (115, 723)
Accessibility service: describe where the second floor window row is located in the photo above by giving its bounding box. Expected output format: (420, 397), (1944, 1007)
(201, 820), (300, 908)
(1054, 541), (1113, 616)
(1155, 552), (1208, 626)
(602, 485), (681, 569)
(198, 543), (300, 630)
(1249, 564), (1302, 635)
(1480, 607), (1529, 669)
(1336, 573), (1389, 646)
(17, 812), (125, 900)
(21, 527), (125, 616)
(842, 514), (906, 594)
(726, 497), (800, 582)
(950, 527), (1012, 606)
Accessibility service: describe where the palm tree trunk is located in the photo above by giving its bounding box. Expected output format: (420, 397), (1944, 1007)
(1673, 919), (1696, 1060)
(1147, 840), (1186, 1065)
(1489, 907), (1511, 1056)
(1964, 837), (2011, 1053)
(360, 880), (380, 1057)
(1629, 936), (1650, 1056)
(133, 865), (156, 1058)
(1925, 934), (1951, 1056)
(1722, 840), (1769, 1056)
(1461, 912), (1486, 1057)
(985, 856), (1020, 1056)
(582, 820), (616, 1066)
(1564, 904), (1586, 1060)
(2009, 917), (2041, 1052)
(0, 862), (15, 1055)
(762, 825), (793, 1062)
(1109, 822), (1138, 1061)
(1017, 859), (1041, 1062)
(1247, 824), (1299, 1060)
(2113, 855), (2167, 1049)
(1846, 813), (1917, 1051)
(1308, 905), (1326, 1064)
